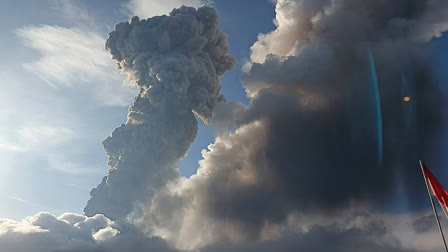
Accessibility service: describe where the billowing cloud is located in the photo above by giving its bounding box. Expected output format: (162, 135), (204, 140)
(249, 0), (448, 64)
(84, 6), (236, 220)
(0, 138), (26, 152)
(201, 213), (424, 252)
(136, 0), (448, 249)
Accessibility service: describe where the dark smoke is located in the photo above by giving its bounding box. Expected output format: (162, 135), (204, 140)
(141, 0), (448, 247)
(84, 6), (235, 220)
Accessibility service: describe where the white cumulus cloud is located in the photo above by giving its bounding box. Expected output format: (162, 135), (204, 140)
(0, 212), (175, 252)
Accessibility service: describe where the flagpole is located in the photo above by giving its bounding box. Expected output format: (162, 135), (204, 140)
(420, 160), (448, 252)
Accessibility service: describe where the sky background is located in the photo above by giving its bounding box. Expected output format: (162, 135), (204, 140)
(0, 0), (277, 221)
(0, 0), (447, 224)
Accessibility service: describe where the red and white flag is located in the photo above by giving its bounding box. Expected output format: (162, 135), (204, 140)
(422, 161), (448, 218)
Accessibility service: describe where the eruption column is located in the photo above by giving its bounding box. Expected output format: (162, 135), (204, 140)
(84, 6), (236, 220)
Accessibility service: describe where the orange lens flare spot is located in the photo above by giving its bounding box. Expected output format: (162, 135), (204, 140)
(404, 96), (410, 102)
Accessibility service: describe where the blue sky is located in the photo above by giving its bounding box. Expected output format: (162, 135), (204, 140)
(0, 0), (276, 221)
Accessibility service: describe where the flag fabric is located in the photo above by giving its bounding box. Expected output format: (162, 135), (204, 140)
(422, 161), (448, 218)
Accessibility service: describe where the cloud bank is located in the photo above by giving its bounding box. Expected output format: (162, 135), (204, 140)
(139, 0), (448, 249)
(0, 212), (176, 252)
(0, 210), (444, 252)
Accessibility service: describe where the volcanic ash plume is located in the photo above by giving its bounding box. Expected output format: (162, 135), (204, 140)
(84, 6), (236, 220)
(138, 0), (448, 249)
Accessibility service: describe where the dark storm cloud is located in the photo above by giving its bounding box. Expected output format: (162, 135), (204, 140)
(241, 45), (335, 97)
(84, 6), (235, 220)
(219, 0), (447, 217)
(202, 219), (416, 252)
(141, 0), (448, 246)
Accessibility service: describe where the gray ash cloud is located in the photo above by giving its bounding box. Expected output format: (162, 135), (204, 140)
(141, 0), (448, 247)
(84, 6), (235, 220)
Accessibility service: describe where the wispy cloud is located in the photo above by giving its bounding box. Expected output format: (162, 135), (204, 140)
(16, 25), (112, 87)
(8, 194), (26, 203)
(18, 126), (74, 144)
(47, 155), (106, 176)
(0, 138), (25, 152)
(0, 126), (74, 153)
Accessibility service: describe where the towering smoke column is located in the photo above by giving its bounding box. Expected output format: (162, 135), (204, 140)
(84, 6), (236, 220)
(135, 0), (448, 249)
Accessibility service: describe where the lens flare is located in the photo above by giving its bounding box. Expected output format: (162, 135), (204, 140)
(368, 48), (383, 167)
